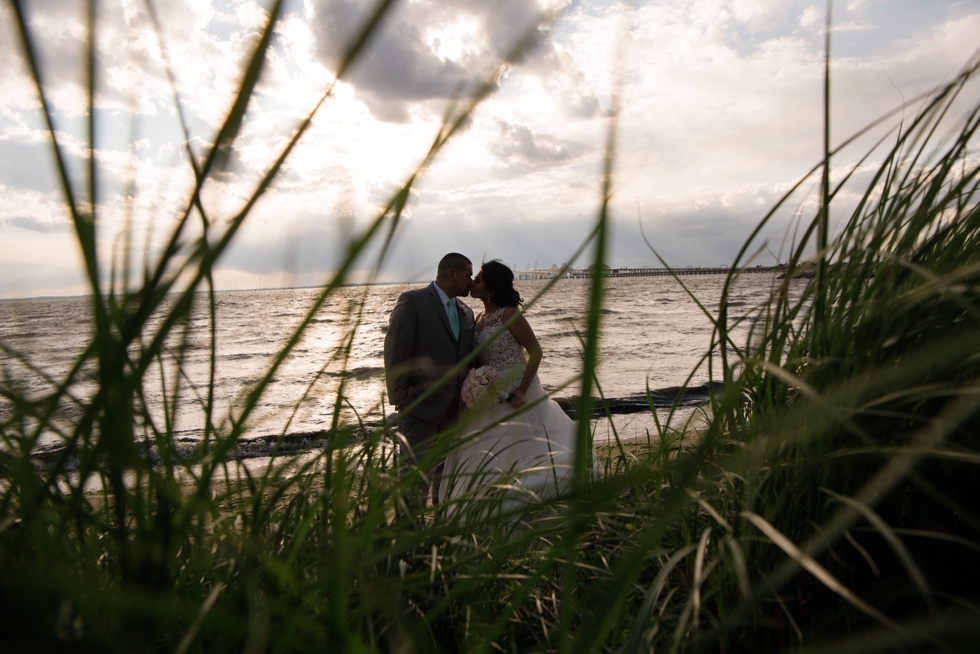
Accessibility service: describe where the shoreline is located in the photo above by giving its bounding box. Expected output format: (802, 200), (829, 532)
(23, 418), (696, 475)
(29, 430), (672, 499)
(21, 383), (718, 469)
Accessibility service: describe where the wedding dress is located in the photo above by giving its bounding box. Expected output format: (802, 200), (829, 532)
(438, 308), (578, 512)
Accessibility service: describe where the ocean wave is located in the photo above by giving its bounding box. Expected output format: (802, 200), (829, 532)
(540, 330), (582, 340)
(222, 352), (273, 361)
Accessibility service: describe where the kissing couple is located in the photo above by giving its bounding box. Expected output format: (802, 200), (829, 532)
(383, 253), (576, 515)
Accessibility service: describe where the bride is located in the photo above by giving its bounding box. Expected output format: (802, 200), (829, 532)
(438, 260), (577, 510)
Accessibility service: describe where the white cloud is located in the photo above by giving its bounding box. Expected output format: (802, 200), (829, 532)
(732, 0), (785, 30)
(799, 6), (821, 28)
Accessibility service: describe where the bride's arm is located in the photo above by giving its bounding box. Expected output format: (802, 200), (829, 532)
(502, 307), (542, 408)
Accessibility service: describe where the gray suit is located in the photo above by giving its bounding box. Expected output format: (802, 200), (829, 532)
(384, 282), (476, 449)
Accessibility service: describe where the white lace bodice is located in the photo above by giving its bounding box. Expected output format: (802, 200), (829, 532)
(476, 308), (528, 391)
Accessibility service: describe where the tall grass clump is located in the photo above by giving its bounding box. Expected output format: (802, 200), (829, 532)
(2, 0), (980, 651)
(669, 53), (980, 649)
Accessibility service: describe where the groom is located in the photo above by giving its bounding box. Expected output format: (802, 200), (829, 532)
(384, 253), (476, 509)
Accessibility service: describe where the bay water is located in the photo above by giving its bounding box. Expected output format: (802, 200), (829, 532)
(0, 273), (779, 450)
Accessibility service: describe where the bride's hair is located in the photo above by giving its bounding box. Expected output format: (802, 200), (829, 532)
(481, 259), (523, 307)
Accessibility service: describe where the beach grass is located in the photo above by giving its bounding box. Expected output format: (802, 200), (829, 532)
(2, 0), (980, 651)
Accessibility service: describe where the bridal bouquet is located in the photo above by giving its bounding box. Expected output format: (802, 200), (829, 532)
(461, 365), (503, 409)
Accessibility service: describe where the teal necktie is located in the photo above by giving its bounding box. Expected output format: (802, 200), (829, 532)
(446, 299), (460, 340)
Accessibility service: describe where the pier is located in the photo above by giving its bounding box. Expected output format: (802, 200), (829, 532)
(513, 265), (777, 280)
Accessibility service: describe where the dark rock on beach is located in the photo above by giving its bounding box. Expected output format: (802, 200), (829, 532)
(554, 381), (723, 418)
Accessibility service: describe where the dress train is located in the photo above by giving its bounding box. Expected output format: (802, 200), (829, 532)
(438, 376), (578, 513)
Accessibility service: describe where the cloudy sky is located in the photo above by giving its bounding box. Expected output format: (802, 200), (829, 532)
(1, 0), (978, 298)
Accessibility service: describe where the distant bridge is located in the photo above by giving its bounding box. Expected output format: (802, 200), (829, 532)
(513, 266), (778, 280)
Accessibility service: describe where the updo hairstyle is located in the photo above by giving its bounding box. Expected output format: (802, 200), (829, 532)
(481, 259), (523, 307)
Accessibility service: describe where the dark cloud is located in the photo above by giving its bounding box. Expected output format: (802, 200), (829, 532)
(566, 91), (599, 119)
(7, 215), (67, 233)
(490, 120), (571, 165)
(447, 0), (546, 61)
(310, 0), (552, 122)
(312, 0), (467, 122)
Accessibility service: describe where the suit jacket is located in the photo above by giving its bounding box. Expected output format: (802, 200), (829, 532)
(384, 282), (476, 424)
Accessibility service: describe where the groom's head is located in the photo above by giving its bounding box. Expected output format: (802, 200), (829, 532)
(437, 253), (473, 298)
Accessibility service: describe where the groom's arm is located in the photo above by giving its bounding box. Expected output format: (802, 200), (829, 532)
(384, 293), (417, 409)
